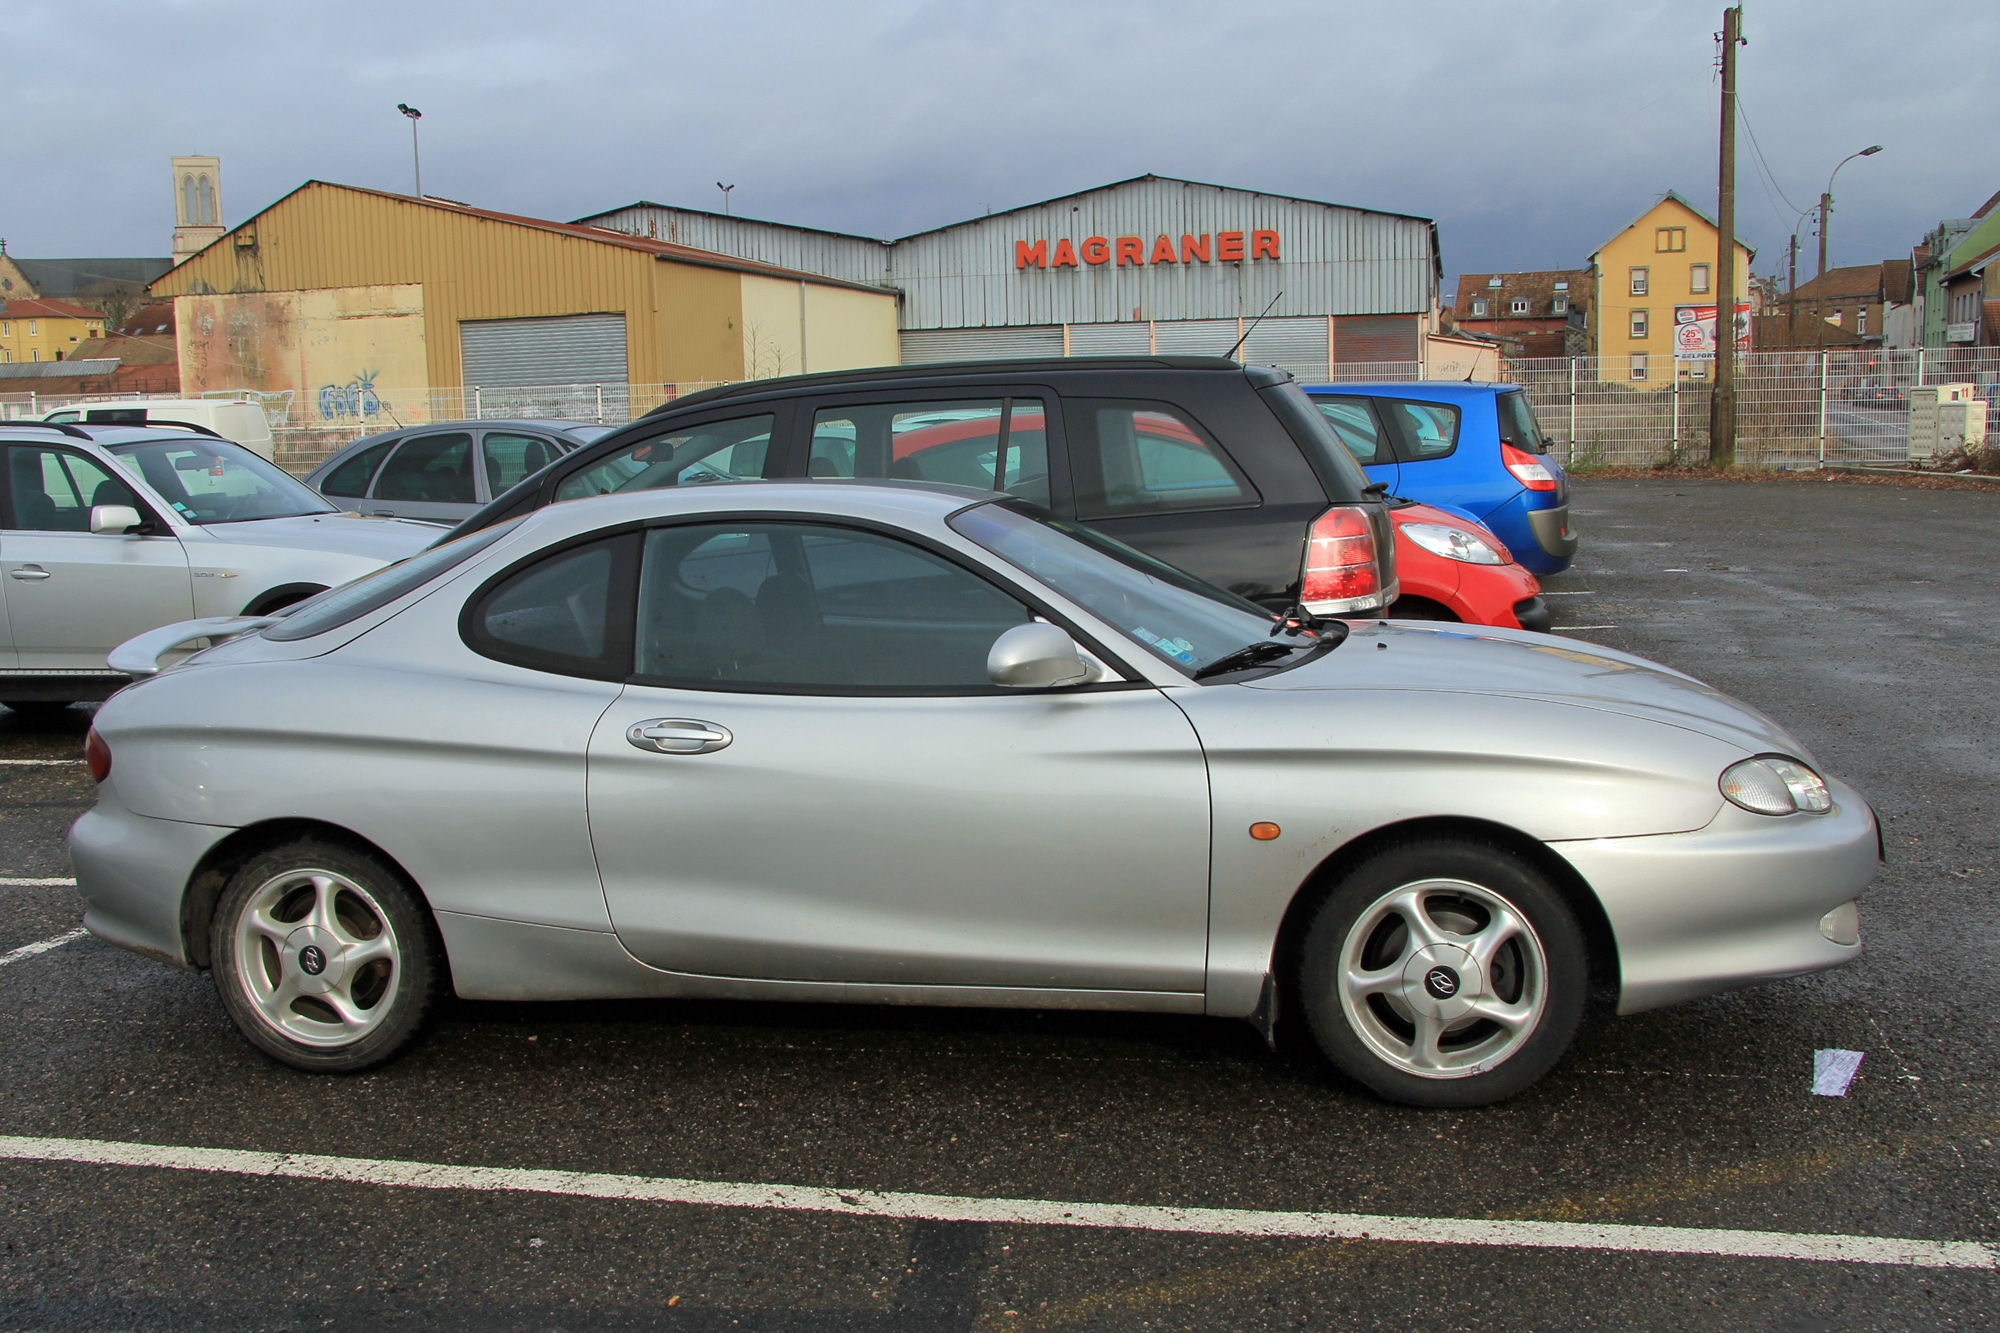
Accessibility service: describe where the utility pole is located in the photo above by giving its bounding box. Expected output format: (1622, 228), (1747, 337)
(397, 104), (423, 198)
(1786, 233), (1798, 346)
(1709, 6), (1743, 467)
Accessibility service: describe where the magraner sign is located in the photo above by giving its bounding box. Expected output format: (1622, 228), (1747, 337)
(1016, 231), (1282, 270)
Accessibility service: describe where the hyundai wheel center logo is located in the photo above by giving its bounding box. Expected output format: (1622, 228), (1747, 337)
(298, 945), (327, 976)
(1423, 965), (1460, 1000)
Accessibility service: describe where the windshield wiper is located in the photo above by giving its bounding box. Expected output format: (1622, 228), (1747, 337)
(1192, 639), (1305, 680)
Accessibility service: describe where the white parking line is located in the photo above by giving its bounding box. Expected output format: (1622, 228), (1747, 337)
(1554, 625), (1618, 632)
(0, 929), (87, 970)
(0, 759), (83, 766)
(0, 1135), (1989, 1270)
(0, 877), (77, 888)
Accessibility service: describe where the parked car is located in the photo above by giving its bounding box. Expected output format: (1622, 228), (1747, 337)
(445, 357), (1403, 619)
(79, 480), (1878, 1105)
(305, 420), (613, 525)
(43, 397), (276, 459)
(0, 421), (441, 715)
(1303, 382), (1577, 577)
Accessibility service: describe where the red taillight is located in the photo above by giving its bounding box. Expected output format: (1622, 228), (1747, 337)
(85, 728), (112, 784)
(1502, 443), (1559, 492)
(1300, 505), (1382, 613)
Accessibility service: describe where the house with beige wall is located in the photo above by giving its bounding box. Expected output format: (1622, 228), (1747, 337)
(1589, 192), (1753, 389)
(148, 181), (900, 427)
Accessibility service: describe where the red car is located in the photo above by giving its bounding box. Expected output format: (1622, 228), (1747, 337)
(872, 410), (1547, 633)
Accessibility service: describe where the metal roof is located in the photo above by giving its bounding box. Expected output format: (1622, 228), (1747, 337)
(0, 358), (120, 380)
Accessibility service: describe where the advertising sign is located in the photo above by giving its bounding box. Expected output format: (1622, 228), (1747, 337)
(1673, 302), (1752, 360)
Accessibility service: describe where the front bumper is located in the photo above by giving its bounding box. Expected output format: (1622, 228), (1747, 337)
(1552, 779), (1878, 1014)
(69, 788), (233, 970)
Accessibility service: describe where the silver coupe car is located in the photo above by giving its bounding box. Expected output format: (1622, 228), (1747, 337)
(71, 481), (1878, 1106)
(0, 421), (444, 715)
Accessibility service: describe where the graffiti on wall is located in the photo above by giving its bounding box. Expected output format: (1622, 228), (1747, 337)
(318, 370), (383, 420)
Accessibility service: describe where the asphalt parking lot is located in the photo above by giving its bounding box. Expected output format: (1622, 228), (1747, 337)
(0, 476), (1995, 1331)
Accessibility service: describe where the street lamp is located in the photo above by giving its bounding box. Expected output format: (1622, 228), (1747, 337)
(717, 182), (735, 215)
(397, 104), (423, 198)
(1786, 145), (1882, 340)
(1817, 144), (1883, 283)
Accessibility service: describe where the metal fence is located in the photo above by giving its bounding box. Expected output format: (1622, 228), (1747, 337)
(6, 347), (1995, 477)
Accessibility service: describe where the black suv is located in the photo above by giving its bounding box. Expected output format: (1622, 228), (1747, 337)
(451, 357), (1396, 615)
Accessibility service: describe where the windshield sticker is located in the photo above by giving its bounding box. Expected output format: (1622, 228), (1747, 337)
(1132, 627), (1197, 664)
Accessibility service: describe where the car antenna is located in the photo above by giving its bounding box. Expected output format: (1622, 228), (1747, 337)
(1225, 291), (1284, 361)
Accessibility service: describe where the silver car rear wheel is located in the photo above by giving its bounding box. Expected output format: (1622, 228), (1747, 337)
(211, 839), (442, 1072)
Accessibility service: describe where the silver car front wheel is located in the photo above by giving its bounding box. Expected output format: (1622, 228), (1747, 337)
(211, 839), (442, 1072)
(1299, 839), (1586, 1107)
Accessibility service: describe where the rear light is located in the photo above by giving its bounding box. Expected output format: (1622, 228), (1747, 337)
(85, 728), (111, 784)
(1300, 505), (1386, 614)
(1502, 443), (1559, 492)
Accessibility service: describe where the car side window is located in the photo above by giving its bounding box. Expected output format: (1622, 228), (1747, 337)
(466, 535), (636, 679)
(374, 432), (475, 504)
(1389, 402), (1461, 461)
(634, 521), (1032, 693)
(808, 400), (1004, 486)
(1066, 401), (1257, 520)
(482, 432), (562, 495)
(5, 446), (140, 531)
(1311, 397), (1390, 467)
(319, 439), (396, 498)
(553, 414), (774, 502)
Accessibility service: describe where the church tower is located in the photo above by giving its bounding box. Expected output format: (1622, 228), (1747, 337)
(171, 156), (224, 260)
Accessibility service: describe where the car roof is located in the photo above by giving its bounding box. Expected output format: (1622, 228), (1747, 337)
(499, 477), (999, 547)
(647, 356), (1255, 417)
(1303, 382), (1518, 401)
(0, 421), (231, 447)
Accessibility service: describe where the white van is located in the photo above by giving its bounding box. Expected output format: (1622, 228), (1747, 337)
(41, 398), (276, 459)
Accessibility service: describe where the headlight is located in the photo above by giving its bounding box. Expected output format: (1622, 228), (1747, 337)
(1400, 521), (1507, 565)
(1719, 756), (1833, 815)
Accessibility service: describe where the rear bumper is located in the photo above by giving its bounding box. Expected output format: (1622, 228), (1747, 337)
(1525, 505), (1579, 562)
(69, 790), (232, 969)
(1551, 780), (1878, 1014)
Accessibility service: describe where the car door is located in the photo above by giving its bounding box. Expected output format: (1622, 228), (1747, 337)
(550, 517), (1212, 994)
(476, 430), (567, 502)
(0, 444), (192, 670)
(1307, 394), (1400, 495)
(365, 430), (478, 522)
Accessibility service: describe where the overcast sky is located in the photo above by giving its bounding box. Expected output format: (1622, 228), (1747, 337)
(5, 0), (1993, 294)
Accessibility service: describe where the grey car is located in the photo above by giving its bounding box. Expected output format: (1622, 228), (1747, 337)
(304, 419), (612, 524)
(73, 481), (1878, 1106)
(0, 421), (441, 715)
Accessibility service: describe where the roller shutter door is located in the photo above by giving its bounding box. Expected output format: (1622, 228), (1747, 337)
(900, 326), (1064, 363)
(1067, 322), (1153, 356)
(460, 314), (629, 387)
(1333, 314), (1421, 368)
(1241, 316), (1331, 383)
(1153, 319), (1241, 358)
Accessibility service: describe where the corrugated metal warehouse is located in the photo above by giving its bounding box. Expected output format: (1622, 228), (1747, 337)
(150, 181), (900, 418)
(578, 175), (1442, 382)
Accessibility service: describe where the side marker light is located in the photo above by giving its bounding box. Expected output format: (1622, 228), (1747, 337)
(1249, 823), (1281, 841)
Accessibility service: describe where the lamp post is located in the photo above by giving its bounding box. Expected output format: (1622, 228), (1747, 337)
(397, 104), (423, 198)
(1813, 145), (1883, 321)
(717, 182), (735, 215)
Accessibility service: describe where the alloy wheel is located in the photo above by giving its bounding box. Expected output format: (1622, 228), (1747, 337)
(233, 868), (401, 1047)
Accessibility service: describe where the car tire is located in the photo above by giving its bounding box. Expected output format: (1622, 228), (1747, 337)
(209, 838), (444, 1073)
(1296, 837), (1586, 1108)
(1386, 597), (1459, 622)
(0, 701), (74, 721)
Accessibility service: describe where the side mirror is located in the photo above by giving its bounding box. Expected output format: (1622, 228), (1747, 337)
(987, 622), (1092, 689)
(90, 504), (143, 535)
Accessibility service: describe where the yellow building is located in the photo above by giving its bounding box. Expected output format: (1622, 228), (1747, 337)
(0, 298), (106, 364)
(1589, 191), (1753, 388)
(149, 181), (900, 424)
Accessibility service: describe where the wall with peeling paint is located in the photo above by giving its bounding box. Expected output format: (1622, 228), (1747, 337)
(177, 283), (429, 421)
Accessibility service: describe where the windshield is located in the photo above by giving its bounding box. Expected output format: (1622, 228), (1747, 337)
(949, 501), (1319, 676)
(1495, 390), (1554, 454)
(1258, 382), (1375, 498)
(108, 436), (335, 524)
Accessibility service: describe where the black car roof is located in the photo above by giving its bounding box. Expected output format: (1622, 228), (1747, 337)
(649, 356), (1257, 417)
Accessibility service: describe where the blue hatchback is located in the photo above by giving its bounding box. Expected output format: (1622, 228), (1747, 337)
(1301, 382), (1577, 576)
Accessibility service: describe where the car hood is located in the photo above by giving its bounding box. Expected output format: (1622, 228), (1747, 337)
(192, 513), (443, 561)
(1247, 620), (1809, 759)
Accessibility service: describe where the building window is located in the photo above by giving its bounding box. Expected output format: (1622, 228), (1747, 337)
(1686, 362), (1708, 380)
(1, 350), (10, 363)
(1689, 263), (1711, 294)
(30, 349), (40, 362)
(1656, 227), (1687, 252)
(1629, 353), (1648, 380)
(1, 321), (10, 336)
(1629, 268), (1649, 296)
(1857, 307), (1868, 336)
(28, 320), (37, 336)
(1630, 310), (1649, 339)
(1551, 296), (1569, 315)
(1510, 298), (1529, 315)
(1470, 299), (1489, 317)
(1487, 276), (1503, 288)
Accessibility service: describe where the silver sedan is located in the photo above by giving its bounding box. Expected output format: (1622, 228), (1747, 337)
(71, 482), (1878, 1106)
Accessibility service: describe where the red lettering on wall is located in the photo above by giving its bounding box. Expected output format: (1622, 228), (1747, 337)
(1251, 230), (1280, 261)
(1149, 235), (1178, 264)
(1115, 236), (1145, 265)
(1050, 238), (1079, 268)
(1218, 231), (1245, 262)
(1181, 233), (1211, 263)
(1081, 236), (1111, 265)
(1015, 239), (1048, 269)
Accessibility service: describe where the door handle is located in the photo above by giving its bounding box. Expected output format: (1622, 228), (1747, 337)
(626, 718), (733, 755)
(8, 566), (50, 581)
